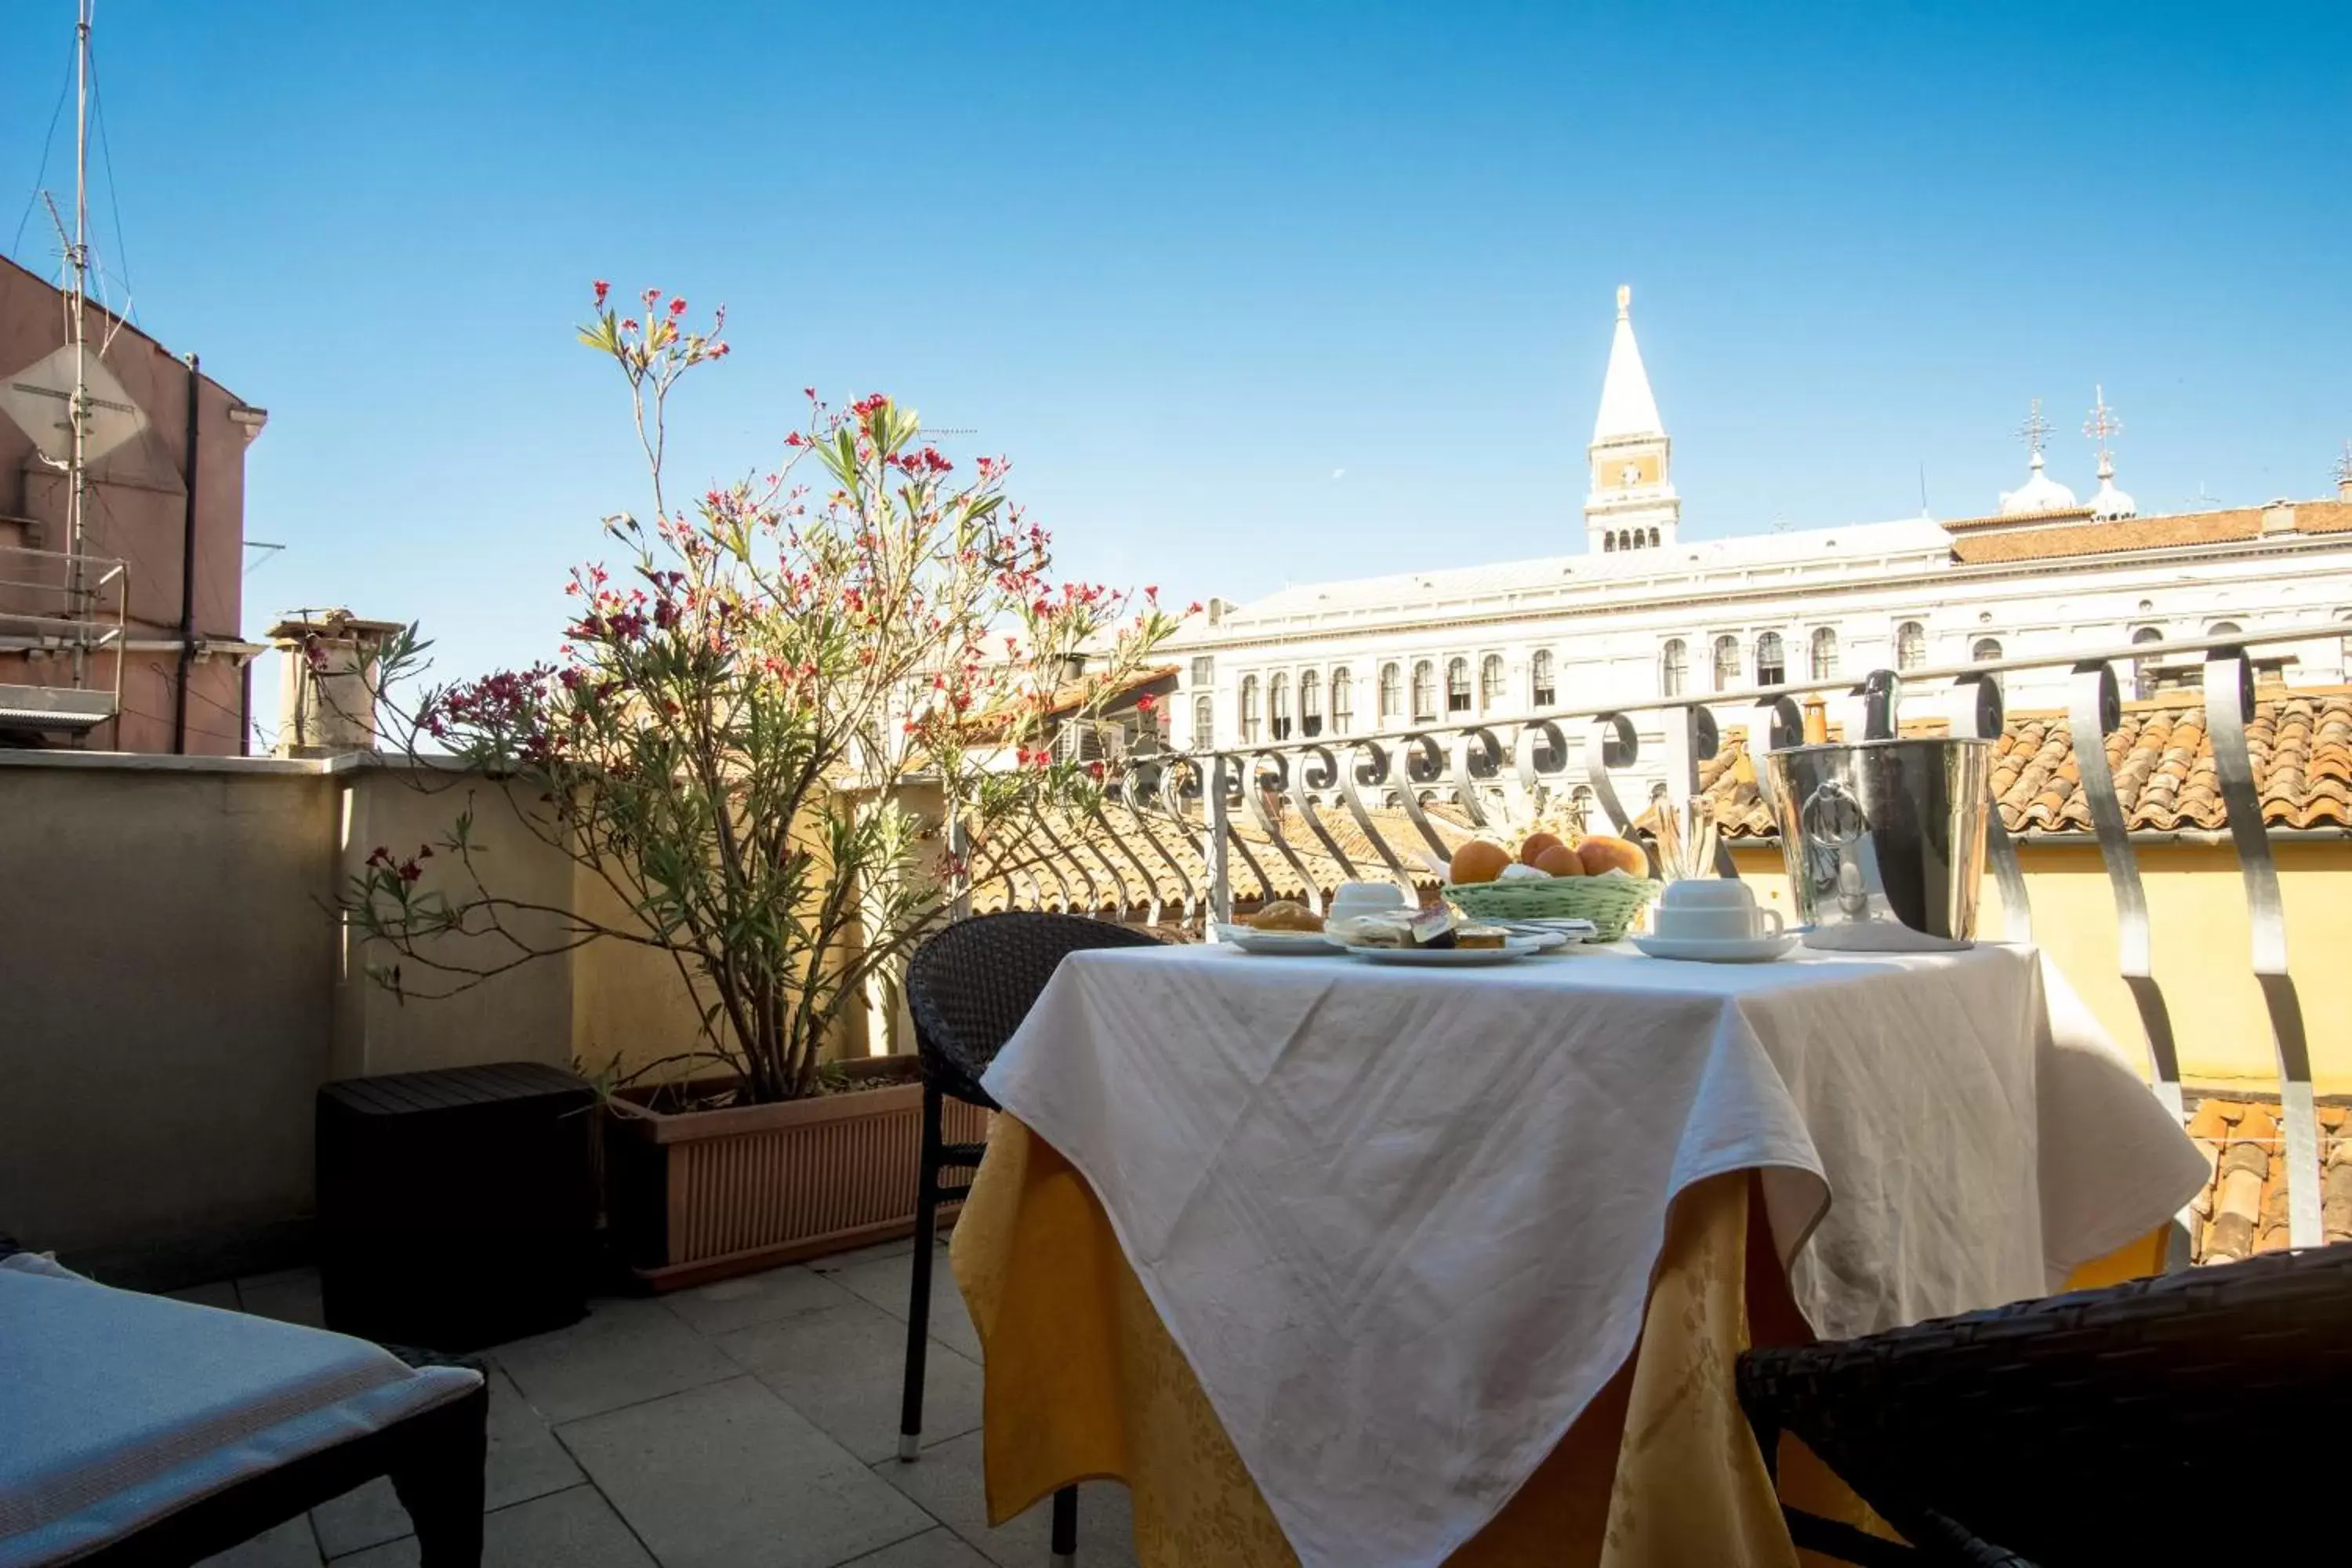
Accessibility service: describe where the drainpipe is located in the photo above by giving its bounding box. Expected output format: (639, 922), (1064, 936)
(173, 353), (201, 753)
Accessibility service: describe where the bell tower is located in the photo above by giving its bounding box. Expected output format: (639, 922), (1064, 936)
(1584, 285), (1679, 554)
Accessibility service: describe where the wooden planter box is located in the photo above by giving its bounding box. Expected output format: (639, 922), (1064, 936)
(604, 1058), (990, 1290)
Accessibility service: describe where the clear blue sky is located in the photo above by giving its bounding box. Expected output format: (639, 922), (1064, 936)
(5, 1), (2349, 725)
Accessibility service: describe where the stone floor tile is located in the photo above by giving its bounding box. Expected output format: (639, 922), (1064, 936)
(165, 1279), (243, 1311)
(875, 1430), (1134, 1568)
(235, 1268), (325, 1328)
(718, 1297), (984, 1464)
(559, 1376), (934, 1568)
(332, 1486), (654, 1568)
(307, 1477), (406, 1559)
(808, 1236), (916, 1270)
(195, 1514), (321, 1567)
(310, 1367), (583, 1555)
(835, 1527), (995, 1568)
(494, 1297), (737, 1425)
(664, 1263), (858, 1338)
(817, 1245), (982, 1363)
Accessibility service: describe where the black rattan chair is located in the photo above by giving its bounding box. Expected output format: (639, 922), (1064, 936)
(899, 911), (1164, 1564)
(1737, 1240), (2352, 1566)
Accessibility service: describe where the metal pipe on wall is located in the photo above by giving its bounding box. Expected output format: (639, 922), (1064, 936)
(172, 353), (201, 754)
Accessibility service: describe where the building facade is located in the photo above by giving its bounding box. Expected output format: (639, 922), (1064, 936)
(1170, 288), (2352, 753)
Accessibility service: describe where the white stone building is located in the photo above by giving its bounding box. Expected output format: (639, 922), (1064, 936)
(1170, 289), (2352, 751)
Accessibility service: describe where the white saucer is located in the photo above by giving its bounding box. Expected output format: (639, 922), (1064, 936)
(1628, 931), (1801, 964)
(1215, 924), (1345, 956)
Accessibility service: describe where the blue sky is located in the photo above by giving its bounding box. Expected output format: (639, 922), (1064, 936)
(5, 1), (2348, 725)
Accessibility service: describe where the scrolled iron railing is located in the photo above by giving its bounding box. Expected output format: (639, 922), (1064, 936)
(954, 621), (2352, 1261)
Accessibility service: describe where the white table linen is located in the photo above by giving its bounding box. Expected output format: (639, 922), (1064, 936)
(981, 941), (2204, 1568)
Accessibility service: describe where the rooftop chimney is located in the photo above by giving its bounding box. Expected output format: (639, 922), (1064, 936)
(267, 609), (405, 757)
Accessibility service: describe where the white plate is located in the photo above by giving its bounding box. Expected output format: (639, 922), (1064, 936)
(1214, 924), (1345, 956)
(1348, 941), (1534, 967)
(1628, 932), (1801, 964)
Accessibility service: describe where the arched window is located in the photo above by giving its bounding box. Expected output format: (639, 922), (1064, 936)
(1410, 661), (1436, 723)
(1192, 694), (1214, 750)
(1755, 631), (1787, 687)
(1895, 621), (1927, 671)
(1531, 649), (1556, 707)
(2131, 625), (2164, 700)
(1378, 662), (1402, 722)
(1603, 532), (1617, 553)
(1446, 657), (1472, 714)
(1972, 637), (2004, 695)
(1269, 673), (1291, 741)
(1648, 527), (1660, 547)
(1661, 639), (1689, 698)
(1809, 627), (1838, 681)
(1300, 670), (1323, 738)
(1331, 667), (1353, 734)
(1240, 676), (1261, 743)
(2208, 619), (2242, 637)
(1479, 654), (1505, 710)
(1712, 635), (1741, 692)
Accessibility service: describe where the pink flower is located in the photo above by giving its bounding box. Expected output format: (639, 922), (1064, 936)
(622, 318), (638, 332)
(668, 297), (687, 316)
(1135, 693), (1157, 714)
(593, 279), (610, 307)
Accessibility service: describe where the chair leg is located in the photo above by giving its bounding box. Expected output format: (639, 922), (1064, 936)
(388, 1383), (488, 1568)
(900, 1081), (944, 1462)
(1050, 1484), (1079, 1566)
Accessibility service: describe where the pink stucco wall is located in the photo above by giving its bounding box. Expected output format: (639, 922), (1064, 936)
(1, 255), (257, 754)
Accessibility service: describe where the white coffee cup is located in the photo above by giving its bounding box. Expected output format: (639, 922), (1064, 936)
(1654, 878), (1784, 942)
(1329, 880), (1409, 923)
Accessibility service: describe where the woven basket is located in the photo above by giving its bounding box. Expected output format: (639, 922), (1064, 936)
(1444, 875), (1663, 941)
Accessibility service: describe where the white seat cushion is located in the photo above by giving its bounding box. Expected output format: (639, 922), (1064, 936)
(0, 1254), (482, 1567)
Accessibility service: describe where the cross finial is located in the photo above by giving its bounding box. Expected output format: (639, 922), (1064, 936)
(2083, 384), (2123, 456)
(1616, 284), (1631, 320)
(2335, 439), (2352, 488)
(2015, 398), (2053, 461)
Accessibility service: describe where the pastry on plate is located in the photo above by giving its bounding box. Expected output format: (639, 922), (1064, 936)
(1247, 899), (1326, 932)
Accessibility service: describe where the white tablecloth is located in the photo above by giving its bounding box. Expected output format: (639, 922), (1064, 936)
(981, 941), (2205, 1568)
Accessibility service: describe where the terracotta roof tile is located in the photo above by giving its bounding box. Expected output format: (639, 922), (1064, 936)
(1949, 508), (2264, 565)
(1705, 688), (2352, 838)
(2186, 1097), (2352, 1263)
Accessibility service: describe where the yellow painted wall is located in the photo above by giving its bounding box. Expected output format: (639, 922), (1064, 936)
(1728, 840), (2352, 1097)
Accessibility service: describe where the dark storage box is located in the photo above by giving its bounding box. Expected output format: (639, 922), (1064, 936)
(317, 1062), (595, 1351)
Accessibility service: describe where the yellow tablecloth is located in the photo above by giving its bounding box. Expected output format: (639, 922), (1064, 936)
(952, 1118), (2167, 1568)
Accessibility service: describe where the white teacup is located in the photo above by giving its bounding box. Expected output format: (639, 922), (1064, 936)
(1654, 878), (1784, 942)
(1329, 880), (1409, 923)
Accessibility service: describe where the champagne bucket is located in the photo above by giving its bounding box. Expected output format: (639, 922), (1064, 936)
(1762, 738), (1995, 950)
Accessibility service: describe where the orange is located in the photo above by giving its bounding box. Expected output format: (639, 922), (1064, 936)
(1519, 831), (1564, 867)
(1577, 835), (1649, 877)
(1533, 844), (1584, 877)
(1449, 840), (1513, 884)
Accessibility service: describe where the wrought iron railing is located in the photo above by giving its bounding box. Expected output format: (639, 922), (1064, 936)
(958, 621), (2352, 1259)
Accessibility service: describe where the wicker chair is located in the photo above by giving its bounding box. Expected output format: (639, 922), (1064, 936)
(900, 912), (1165, 1564)
(1737, 1240), (2352, 1566)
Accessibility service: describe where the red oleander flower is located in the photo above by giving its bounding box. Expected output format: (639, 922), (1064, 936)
(593, 279), (610, 307)
(669, 297), (687, 316)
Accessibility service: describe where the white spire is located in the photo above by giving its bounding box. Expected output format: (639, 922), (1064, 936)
(1592, 284), (1664, 443)
(2085, 385), (2136, 520)
(1998, 398), (2078, 516)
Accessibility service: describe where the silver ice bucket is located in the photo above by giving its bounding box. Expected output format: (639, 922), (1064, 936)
(1762, 737), (1995, 951)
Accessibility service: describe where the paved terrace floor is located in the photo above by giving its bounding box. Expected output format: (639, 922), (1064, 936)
(180, 1238), (1136, 1568)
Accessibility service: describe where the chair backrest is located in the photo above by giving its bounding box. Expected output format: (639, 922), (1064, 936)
(906, 912), (1163, 1107)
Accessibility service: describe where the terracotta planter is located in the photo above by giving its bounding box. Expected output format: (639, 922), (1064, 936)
(604, 1058), (990, 1290)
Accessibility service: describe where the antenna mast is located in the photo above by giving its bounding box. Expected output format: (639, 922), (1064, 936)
(41, 2), (100, 686)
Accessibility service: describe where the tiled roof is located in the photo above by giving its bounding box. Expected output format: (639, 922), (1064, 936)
(969, 800), (1488, 913)
(1696, 690), (2352, 838)
(2183, 1098), (2352, 1263)
(1944, 499), (2352, 565)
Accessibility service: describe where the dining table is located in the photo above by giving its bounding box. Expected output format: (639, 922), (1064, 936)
(948, 937), (2207, 1568)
